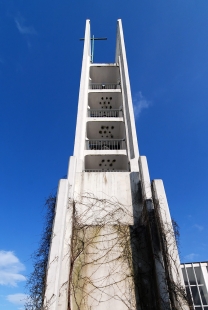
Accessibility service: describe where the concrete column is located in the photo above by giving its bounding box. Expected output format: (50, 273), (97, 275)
(116, 20), (139, 171)
(44, 179), (69, 309)
(44, 156), (77, 310)
(201, 263), (208, 298)
(73, 20), (91, 170)
(152, 180), (189, 310)
(139, 157), (170, 309)
(139, 156), (152, 200)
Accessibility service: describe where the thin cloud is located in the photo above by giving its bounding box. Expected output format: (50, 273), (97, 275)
(0, 250), (26, 286)
(15, 17), (37, 35)
(6, 293), (28, 306)
(133, 91), (151, 119)
(193, 224), (204, 232)
(184, 253), (199, 261)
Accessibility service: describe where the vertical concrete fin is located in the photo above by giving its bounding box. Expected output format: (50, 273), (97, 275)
(57, 156), (77, 310)
(115, 19), (139, 171)
(44, 157), (77, 310)
(44, 179), (69, 309)
(67, 155), (77, 181)
(152, 179), (189, 310)
(73, 20), (91, 167)
(139, 156), (152, 200)
(201, 263), (208, 297)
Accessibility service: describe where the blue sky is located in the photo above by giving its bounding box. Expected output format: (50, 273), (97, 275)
(1, 0), (208, 309)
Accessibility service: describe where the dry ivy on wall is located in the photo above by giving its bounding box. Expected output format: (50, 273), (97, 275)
(172, 218), (180, 251)
(25, 191), (192, 310)
(66, 193), (136, 309)
(154, 206), (193, 310)
(67, 193), (192, 310)
(25, 195), (56, 310)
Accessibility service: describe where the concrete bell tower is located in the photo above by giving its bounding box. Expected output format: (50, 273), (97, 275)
(44, 20), (190, 310)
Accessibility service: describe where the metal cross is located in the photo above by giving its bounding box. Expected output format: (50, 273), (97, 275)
(80, 36), (107, 63)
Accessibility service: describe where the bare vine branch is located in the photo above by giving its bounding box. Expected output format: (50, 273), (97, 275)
(25, 195), (56, 310)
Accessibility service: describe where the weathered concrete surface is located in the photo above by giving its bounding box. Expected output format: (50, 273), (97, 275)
(74, 172), (139, 225)
(71, 226), (136, 310)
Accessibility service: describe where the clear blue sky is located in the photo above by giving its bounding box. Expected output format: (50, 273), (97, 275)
(1, 0), (208, 309)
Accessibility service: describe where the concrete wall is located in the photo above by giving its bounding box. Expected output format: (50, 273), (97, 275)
(71, 225), (136, 310)
(74, 172), (139, 225)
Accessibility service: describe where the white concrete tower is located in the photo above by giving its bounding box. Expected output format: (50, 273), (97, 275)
(44, 20), (190, 310)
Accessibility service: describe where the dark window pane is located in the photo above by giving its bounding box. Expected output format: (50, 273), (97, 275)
(185, 287), (192, 302)
(199, 286), (208, 305)
(191, 286), (201, 305)
(194, 267), (204, 285)
(187, 267), (196, 285)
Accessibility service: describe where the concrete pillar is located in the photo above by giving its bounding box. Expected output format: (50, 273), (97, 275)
(73, 20), (91, 171)
(139, 156), (152, 200)
(116, 19), (139, 171)
(139, 157), (170, 309)
(152, 179), (189, 310)
(44, 157), (77, 310)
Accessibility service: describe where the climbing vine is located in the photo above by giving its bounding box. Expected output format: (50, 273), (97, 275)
(25, 190), (193, 310)
(25, 195), (56, 310)
(66, 192), (193, 310)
